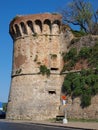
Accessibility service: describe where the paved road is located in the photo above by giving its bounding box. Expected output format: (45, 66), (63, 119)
(0, 120), (85, 130)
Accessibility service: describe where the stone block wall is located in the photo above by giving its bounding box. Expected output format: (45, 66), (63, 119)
(6, 13), (68, 120)
(7, 74), (64, 120)
(66, 95), (98, 119)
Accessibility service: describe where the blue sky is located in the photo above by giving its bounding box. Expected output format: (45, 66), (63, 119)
(0, 0), (97, 102)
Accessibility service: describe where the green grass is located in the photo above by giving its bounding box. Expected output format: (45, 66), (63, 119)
(68, 118), (98, 122)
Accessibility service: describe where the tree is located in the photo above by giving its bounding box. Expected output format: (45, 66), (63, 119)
(60, 0), (98, 34)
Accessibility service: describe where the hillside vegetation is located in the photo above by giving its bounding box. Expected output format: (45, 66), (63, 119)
(62, 33), (98, 108)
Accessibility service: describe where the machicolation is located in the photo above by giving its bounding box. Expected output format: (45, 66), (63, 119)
(10, 13), (62, 40)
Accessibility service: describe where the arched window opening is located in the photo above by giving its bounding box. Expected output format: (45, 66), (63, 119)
(27, 20), (34, 34)
(14, 24), (21, 37)
(44, 19), (51, 26)
(52, 20), (61, 34)
(10, 27), (16, 39)
(20, 22), (27, 34)
(35, 20), (42, 32)
(44, 19), (51, 30)
(43, 19), (51, 34)
(52, 20), (61, 28)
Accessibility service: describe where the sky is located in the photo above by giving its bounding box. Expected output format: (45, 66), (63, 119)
(0, 0), (97, 103)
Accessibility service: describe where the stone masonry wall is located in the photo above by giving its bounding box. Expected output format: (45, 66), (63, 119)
(6, 13), (68, 120)
(66, 95), (98, 119)
(7, 74), (64, 120)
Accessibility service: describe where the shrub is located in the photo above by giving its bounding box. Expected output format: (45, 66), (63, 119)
(62, 69), (98, 107)
(78, 47), (91, 59)
(40, 65), (50, 77)
(92, 82), (98, 95)
(63, 79), (71, 95)
(62, 42), (98, 72)
(63, 48), (77, 61)
(81, 90), (91, 108)
(62, 42), (98, 107)
(72, 87), (82, 97)
(71, 30), (87, 37)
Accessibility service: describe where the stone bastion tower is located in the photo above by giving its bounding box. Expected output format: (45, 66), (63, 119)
(6, 13), (69, 120)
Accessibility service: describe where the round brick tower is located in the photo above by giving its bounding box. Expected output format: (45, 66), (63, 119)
(6, 13), (68, 120)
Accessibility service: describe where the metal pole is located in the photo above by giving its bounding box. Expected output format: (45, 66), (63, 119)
(63, 100), (68, 124)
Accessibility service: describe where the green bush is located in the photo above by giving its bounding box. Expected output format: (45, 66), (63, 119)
(89, 43), (98, 67)
(73, 87), (82, 97)
(63, 79), (71, 95)
(62, 40), (98, 108)
(40, 65), (50, 77)
(92, 82), (98, 95)
(71, 30), (87, 37)
(81, 91), (91, 108)
(63, 48), (77, 61)
(62, 69), (98, 108)
(62, 42), (98, 72)
(78, 47), (91, 59)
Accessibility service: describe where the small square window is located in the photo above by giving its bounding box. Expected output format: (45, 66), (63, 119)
(51, 68), (58, 71)
(48, 90), (56, 94)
